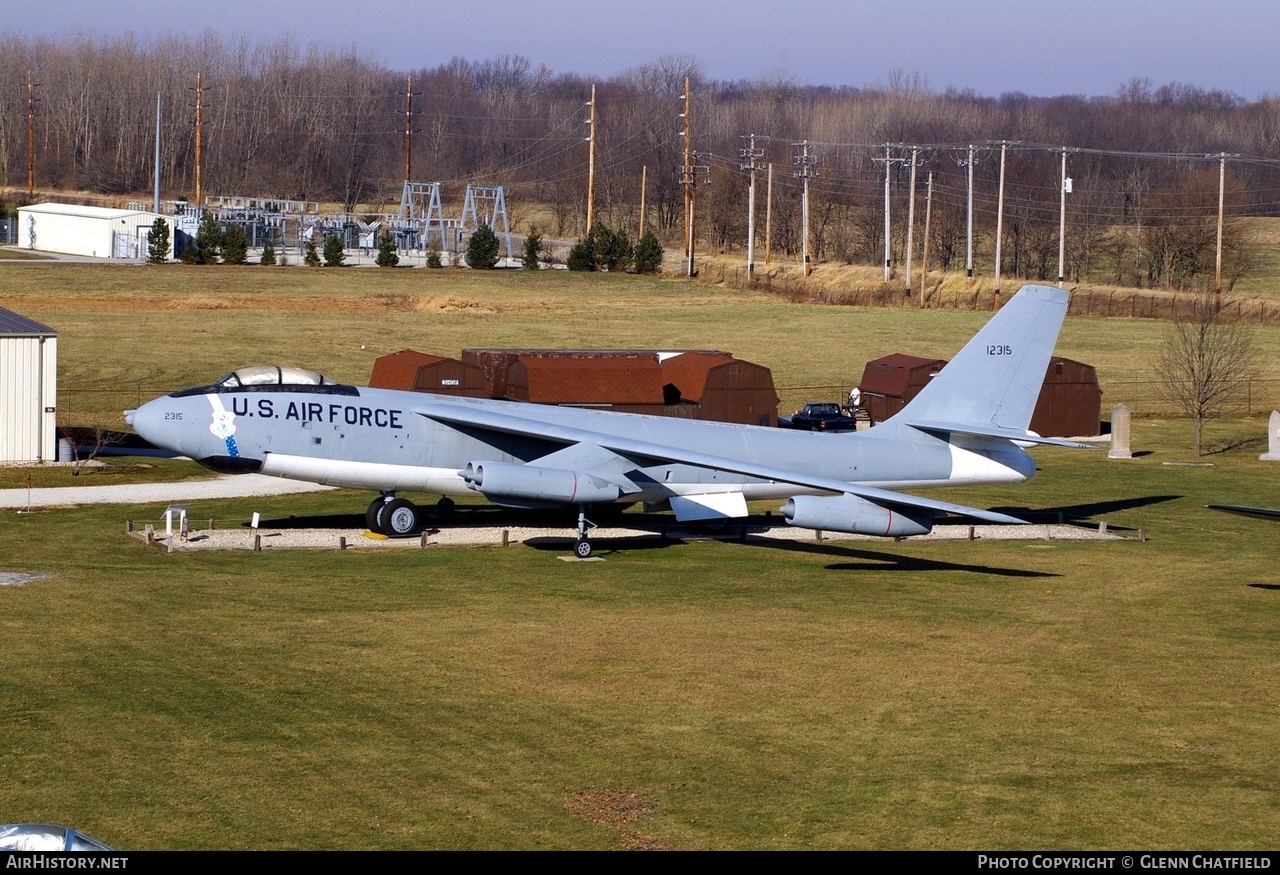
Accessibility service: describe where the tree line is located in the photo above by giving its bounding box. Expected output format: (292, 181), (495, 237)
(3, 32), (1280, 289)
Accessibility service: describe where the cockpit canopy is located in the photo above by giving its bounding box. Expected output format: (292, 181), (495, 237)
(215, 366), (338, 389)
(171, 366), (359, 397)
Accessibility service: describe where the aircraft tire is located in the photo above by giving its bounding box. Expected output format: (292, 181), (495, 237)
(383, 498), (419, 537)
(435, 496), (456, 519)
(367, 498), (389, 533)
(574, 539), (593, 559)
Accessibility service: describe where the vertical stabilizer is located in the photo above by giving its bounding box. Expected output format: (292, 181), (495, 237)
(890, 284), (1069, 433)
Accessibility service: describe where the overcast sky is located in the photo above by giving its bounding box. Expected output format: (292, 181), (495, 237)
(5, 0), (1275, 101)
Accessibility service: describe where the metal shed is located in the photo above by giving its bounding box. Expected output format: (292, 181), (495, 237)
(1030, 357), (1102, 437)
(506, 355), (665, 407)
(419, 348), (781, 425)
(857, 354), (947, 425)
(857, 352), (1101, 437)
(0, 307), (58, 463)
(15, 203), (176, 260)
(368, 349), (487, 396)
(657, 352), (779, 426)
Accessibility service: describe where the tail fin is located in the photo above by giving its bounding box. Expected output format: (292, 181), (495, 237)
(889, 284), (1070, 438)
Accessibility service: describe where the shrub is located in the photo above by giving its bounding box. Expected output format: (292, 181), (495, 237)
(322, 233), (346, 267)
(466, 222), (500, 269)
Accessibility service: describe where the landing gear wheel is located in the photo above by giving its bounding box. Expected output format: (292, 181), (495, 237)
(383, 498), (419, 537)
(435, 496), (456, 519)
(367, 497), (390, 533)
(573, 507), (597, 558)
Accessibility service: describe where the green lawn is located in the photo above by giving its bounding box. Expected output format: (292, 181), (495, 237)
(1, 265), (1279, 849)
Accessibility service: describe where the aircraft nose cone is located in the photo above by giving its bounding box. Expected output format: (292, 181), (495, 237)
(127, 397), (174, 451)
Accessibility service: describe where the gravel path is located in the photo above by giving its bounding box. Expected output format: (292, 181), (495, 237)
(1, 470), (1126, 551)
(0, 473), (333, 509)
(130, 520), (1125, 553)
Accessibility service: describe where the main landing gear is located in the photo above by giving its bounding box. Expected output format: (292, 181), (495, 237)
(366, 494), (420, 537)
(574, 507), (598, 558)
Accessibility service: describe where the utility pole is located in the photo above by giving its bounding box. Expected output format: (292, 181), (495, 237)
(740, 134), (764, 279)
(882, 144), (893, 281)
(585, 84), (596, 232)
(639, 165), (647, 239)
(961, 144), (976, 282)
(189, 74), (207, 207)
(1058, 148), (1071, 288)
(401, 75), (420, 190)
(765, 163), (773, 265)
(904, 146), (919, 301)
(1214, 152), (1228, 310)
(794, 141), (818, 277)
(26, 71), (39, 199)
(153, 92), (162, 214)
(680, 77), (693, 277)
(920, 171), (933, 307)
(994, 141), (1008, 307)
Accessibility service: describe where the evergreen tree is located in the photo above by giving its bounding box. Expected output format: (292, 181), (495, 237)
(260, 238), (277, 266)
(146, 217), (170, 264)
(426, 248), (443, 268)
(303, 236), (321, 267)
(466, 222), (500, 269)
(522, 226), (543, 270)
(375, 229), (399, 267)
(195, 213), (223, 264)
(567, 236), (596, 271)
(593, 222), (633, 272)
(322, 232), (346, 267)
(633, 231), (664, 274)
(222, 225), (248, 264)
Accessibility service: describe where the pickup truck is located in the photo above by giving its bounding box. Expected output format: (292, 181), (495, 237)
(779, 402), (857, 432)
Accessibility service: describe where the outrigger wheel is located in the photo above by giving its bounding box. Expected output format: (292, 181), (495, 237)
(574, 507), (598, 559)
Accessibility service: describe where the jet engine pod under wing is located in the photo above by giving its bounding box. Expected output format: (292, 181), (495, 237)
(462, 460), (626, 506)
(780, 493), (935, 537)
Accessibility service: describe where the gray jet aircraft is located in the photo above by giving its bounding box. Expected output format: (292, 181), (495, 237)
(126, 283), (1080, 556)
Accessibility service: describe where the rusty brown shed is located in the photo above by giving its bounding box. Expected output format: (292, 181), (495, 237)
(368, 349), (487, 397)
(505, 355), (666, 407)
(857, 353), (1101, 437)
(1030, 357), (1102, 437)
(658, 352), (779, 426)
(857, 354), (947, 425)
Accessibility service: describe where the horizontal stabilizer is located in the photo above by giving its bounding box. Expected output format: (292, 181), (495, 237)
(903, 420), (1095, 449)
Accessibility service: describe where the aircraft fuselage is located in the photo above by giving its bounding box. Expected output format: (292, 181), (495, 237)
(129, 384), (1035, 507)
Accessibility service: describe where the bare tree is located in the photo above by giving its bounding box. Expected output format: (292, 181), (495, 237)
(1156, 290), (1263, 456)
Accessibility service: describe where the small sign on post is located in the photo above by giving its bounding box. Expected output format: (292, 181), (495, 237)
(162, 505), (190, 538)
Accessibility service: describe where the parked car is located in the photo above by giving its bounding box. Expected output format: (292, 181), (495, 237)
(778, 402), (857, 432)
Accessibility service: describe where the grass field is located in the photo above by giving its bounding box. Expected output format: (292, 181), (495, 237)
(1, 262), (1279, 850)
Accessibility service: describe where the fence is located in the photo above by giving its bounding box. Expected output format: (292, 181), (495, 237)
(703, 259), (1280, 326)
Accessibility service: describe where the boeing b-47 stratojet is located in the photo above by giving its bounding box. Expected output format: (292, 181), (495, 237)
(126, 284), (1080, 556)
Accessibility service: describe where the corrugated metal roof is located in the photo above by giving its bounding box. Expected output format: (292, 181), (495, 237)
(509, 356), (664, 404)
(17, 202), (151, 221)
(369, 349), (448, 389)
(0, 306), (57, 336)
(658, 352), (732, 402)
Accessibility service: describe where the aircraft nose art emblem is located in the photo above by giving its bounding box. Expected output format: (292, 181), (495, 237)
(207, 395), (240, 458)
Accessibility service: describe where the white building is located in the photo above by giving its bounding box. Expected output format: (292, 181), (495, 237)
(15, 203), (176, 260)
(0, 307), (58, 463)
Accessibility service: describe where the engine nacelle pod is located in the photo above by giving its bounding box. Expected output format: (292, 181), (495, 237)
(779, 494), (934, 538)
(461, 460), (623, 505)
